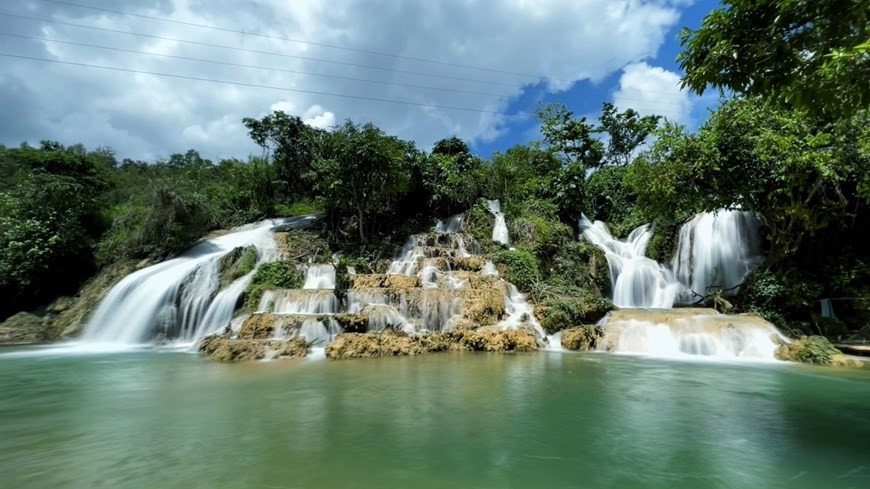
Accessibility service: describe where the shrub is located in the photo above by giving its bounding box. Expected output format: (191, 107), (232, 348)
(245, 262), (304, 309)
(494, 247), (540, 292)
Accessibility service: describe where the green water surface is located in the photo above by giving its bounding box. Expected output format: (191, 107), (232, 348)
(1, 349), (868, 489)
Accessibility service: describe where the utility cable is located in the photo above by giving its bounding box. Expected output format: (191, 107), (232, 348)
(0, 52), (532, 117)
(0, 32), (514, 98)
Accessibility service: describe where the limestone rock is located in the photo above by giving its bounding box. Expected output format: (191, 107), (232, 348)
(199, 335), (309, 362)
(775, 336), (863, 368)
(561, 325), (605, 351)
(0, 312), (48, 345)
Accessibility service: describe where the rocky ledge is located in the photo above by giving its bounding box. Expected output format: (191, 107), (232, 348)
(325, 327), (539, 359)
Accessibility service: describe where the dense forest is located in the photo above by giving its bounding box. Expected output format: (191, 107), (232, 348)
(1, 0), (868, 339)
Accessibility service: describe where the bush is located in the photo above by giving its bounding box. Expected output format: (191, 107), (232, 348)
(537, 295), (613, 334)
(494, 248), (540, 292)
(245, 262), (304, 309)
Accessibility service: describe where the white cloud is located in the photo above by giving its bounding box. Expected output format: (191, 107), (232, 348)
(612, 62), (693, 125)
(302, 105), (336, 130)
(1, 0), (694, 160)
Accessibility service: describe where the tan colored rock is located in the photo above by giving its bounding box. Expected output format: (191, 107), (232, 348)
(199, 335), (309, 362)
(452, 257), (486, 272)
(561, 326), (604, 351)
(352, 274), (420, 289)
(462, 287), (505, 326)
(239, 314), (278, 339)
(325, 329), (539, 359)
(334, 314), (368, 333)
(0, 312), (48, 345)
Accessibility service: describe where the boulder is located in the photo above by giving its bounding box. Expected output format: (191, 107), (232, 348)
(775, 336), (863, 367)
(0, 312), (48, 345)
(560, 325), (605, 351)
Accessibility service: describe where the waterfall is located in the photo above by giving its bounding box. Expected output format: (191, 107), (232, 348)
(580, 210), (763, 308)
(598, 309), (787, 361)
(672, 210), (763, 301)
(579, 216), (680, 308)
(303, 264), (337, 289)
(435, 213), (463, 233)
(486, 199), (510, 246)
(82, 219), (293, 345)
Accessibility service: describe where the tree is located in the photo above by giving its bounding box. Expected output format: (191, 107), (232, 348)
(417, 137), (483, 214)
(597, 102), (661, 166)
(314, 121), (412, 242)
(627, 98), (870, 260)
(678, 0), (870, 118)
(242, 111), (325, 197)
(537, 103), (604, 169)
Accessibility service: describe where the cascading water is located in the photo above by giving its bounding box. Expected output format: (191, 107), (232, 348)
(579, 216), (679, 308)
(486, 199), (510, 246)
(435, 213), (463, 233)
(597, 309), (787, 361)
(580, 210), (783, 361)
(82, 218), (297, 345)
(672, 210), (763, 302)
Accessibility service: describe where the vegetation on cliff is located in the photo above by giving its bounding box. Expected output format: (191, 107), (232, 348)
(2, 0), (868, 346)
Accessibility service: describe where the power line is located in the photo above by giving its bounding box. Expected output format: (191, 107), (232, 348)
(2, 31), (693, 110)
(1, 12), (695, 100)
(0, 12), (521, 88)
(0, 32), (515, 98)
(40, 0), (551, 81)
(0, 52), (532, 117)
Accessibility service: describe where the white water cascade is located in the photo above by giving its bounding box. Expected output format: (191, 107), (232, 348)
(486, 199), (510, 246)
(598, 309), (787, 361)
(672, 210), (763, 302)
(580, 210), (783, 361)
(579, 217), (680, 308)
(82, 219), (294, 345)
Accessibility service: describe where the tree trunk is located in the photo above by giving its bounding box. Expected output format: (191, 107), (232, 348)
(358, 207), (366, 243)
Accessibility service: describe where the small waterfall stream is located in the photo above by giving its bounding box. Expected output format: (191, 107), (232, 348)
(486, 199), (510, 246)
(580, 210), (783, 361)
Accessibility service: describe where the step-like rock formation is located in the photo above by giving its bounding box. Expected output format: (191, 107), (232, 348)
(201, 228), (544, 361)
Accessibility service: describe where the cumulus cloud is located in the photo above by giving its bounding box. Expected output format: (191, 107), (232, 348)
(1, 0), (693, 160)
(612, 62), (693, 125)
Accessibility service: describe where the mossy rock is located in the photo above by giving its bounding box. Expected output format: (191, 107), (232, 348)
(775, 336), (862, 367)
(238, 314), (278, 339)
(199, 336), (309, 362)
(334, 314), (368, 333)
(561, 325), (604, 351)
(325, 329), (540, 359)
(535, 295), (613, 334)
(0, 312), (49, 345)
(218, 246), (258, 287)
(462, 287), (506, 326)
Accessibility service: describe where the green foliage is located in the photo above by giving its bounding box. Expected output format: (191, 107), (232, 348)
(314, 121), (413, 242)
(97, 179), (216, 264)
(774, 336), (844, 365)
(678, 0), (869, 119)
(245, 262), (304, 309)
(494, 248), (540, 292)
(538, 296), (612, 335)
(278, 200), (322, 216)
(0, 143), (113, 319)
(242, 111), (323, 198)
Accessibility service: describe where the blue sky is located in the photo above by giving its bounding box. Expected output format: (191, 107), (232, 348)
(476, 1), (715, 157)
(0, 0), (719, 162)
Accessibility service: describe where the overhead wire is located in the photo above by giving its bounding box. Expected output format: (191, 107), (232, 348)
(0, 52), (534, 117)
(39, 0), (555, 81)
(0, 11), (695, 100)
(0, 32), (516, 98)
